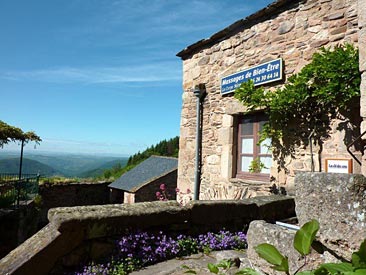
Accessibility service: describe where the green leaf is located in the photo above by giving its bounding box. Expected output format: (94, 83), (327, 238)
(294, 219), (319, 256)
(255, 243), (289, 273)
(344, 271), (366, 275)
(235, 268), (262, 275)
(352, 239), (366, 268)
(207, 263), (219, 274)
(314, 263), (353, 275)
(272, 256), (289, 272)
(348, 269), (366, 274)
(297, 271), (315, 275)
(217, 259), (232, 269)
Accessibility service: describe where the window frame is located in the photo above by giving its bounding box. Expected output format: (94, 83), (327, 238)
(236, 114), (271, 181)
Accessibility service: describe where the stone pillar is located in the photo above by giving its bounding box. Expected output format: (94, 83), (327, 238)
(360, 0), (366, 175)
(220, 114), (234, 179)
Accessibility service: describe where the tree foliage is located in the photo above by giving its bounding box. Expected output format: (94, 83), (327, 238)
(234, 44), (361, 168)
(0, 120), (41, 147)
(100, 136), (179, 180)
(127, 136), (179, 166)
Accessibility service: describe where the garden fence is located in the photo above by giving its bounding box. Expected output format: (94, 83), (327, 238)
(0, 173), (40, 208)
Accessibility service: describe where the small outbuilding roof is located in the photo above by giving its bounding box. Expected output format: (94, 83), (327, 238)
(108, 155), (178, 193)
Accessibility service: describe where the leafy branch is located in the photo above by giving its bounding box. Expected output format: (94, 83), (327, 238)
(234, 44), (361, 169)
(0, 120), (41, 147)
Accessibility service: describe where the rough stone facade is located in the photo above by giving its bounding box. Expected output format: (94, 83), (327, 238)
(295, 172), (366, 260)
(359, 0), (366, 174)
(177, 0), (361, 200)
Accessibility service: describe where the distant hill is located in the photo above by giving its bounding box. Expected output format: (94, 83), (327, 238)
(78, 158), (128, 178)
(0, 151), (129, 177)
(22, 154), (120, 177)
(0, 158), (60, 176)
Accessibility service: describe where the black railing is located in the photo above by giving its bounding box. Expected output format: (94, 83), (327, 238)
(0, 173), (40, 208)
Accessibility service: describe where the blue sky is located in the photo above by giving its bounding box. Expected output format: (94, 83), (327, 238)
(0, 0), (273, 156)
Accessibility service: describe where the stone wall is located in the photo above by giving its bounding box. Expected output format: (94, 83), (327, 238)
(295, 172), (366, 260)
(0, 196), (294, 275)
(177, 0), (360, 201)
(247, 221), (326, 275)
(39, 181), (110, 209)
(359, 0), (366, 174)
(38, 181), (111, 225)
(246, 172), (366, 274)
(0, 204), (42, 260)
(134, 170), (177, 203)
(0, 182), (112, 259)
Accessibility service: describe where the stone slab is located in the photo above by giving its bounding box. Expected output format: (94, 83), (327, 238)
(247, 220), (326, 275)
(130, 250), (249, 275)
(295, 172), (366, 260)
(360, 28), (366, 73)
(359, 0), (366, 28)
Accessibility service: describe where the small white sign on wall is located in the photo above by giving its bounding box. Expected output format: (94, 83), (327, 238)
(325, 158), (353, 174)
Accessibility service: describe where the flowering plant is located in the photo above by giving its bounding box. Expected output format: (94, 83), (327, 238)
(155, 183), (193, 205)
(155, 183), (169, 201)
(73, 229), (247, 275)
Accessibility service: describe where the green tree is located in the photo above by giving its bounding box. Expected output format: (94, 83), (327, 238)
(100, 136), (179, 180)
(0, 120), (41, 147)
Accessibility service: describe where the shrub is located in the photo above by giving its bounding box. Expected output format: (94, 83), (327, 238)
(72, 230), (247, 275)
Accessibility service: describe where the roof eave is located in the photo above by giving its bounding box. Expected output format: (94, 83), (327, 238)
(176, 0), (302, 59)
(110, 167), (177, 192)
(129, 167), (177, 193)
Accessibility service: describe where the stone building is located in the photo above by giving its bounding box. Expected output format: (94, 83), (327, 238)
(176, 0), (363, 200)
(109, 155), (178, 203)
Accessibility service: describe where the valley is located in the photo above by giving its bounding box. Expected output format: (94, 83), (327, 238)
(0, 151), (128, 178)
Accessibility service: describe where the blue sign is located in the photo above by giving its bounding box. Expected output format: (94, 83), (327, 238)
(221, 58), (283, 95)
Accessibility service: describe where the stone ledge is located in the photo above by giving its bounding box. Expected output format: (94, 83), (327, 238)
(0, 223), (63, 275)
(0, 197), (295, 275)
(247, 220), (326, 275)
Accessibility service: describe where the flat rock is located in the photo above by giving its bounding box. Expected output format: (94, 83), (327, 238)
(295, 172), (366, 260)
(130, 250), (248, 275)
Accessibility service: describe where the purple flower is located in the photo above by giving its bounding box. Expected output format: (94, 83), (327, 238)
(160, 183), (166, 191)
(73, 229), (247, 275)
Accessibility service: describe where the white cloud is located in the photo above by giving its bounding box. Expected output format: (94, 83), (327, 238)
(0, 62), (181, 84)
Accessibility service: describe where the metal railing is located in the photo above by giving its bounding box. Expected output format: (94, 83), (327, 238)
(346, 130), (366, 167)
(0, 173), (40, 208)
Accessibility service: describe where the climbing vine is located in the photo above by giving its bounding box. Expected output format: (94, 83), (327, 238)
(234, 44), (361, 168)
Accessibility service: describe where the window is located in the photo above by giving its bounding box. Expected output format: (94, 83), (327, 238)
(236, 114), (272, 181)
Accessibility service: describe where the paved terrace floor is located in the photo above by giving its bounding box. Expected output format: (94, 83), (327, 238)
(131, 250), (251, 275)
